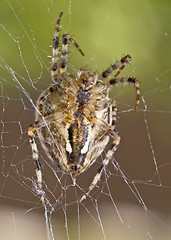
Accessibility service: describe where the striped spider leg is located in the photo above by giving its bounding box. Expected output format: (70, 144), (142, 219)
(80, 100), (120, 202)
(28, 124), (45, 204)
(51, 12), (84, 81)
(102, 55), (140, 109)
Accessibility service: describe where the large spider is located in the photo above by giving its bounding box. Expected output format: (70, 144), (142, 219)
(28, 12), (140, 204)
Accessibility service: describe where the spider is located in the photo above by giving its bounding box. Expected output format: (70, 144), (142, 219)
(28, 12), (140, 204)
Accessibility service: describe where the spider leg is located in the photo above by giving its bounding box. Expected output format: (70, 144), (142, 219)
(60, 33), (84, 73)
(109, 77), (140, 109)
(51, 12), (63, 82)
(50, 12), (84, 76)
(96, 100), (117, 141)
(101, 55), (131, 79)
(80, 132), (120, 202)
(111, 99), (117, 126)
(28, 125), (45, 205)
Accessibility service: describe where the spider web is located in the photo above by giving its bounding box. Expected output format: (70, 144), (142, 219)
(0, 0), (171, 239)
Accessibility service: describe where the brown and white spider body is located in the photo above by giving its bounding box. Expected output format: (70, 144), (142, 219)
(28, 12), (140, 204)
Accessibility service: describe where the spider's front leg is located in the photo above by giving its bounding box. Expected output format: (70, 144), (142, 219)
(109, 77), (140, 109)
(79, 132), (120, 202)
(101, 55), (140, 109)
(50, 12), (63, 83)
(28, 125), (45, 205)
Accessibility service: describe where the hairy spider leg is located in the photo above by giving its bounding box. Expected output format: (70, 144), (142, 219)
(110, 77), (140, 109)
(80, 100), (118, 202)
(50, 12), (84, 77)
(80, 132), (120, 202)
(51, 12), (63, 82)
(60, 33), (84, 73)
(101, 55), (131, 79)
(102, 55), (140, 109)
(28, 125), (45, 205)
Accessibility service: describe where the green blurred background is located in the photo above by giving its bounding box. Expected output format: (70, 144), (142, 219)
(0, 0), (171, 239)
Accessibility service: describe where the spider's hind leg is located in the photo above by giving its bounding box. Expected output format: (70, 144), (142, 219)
(79, 132), (120, 202)
(28, 124), (45, 205)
